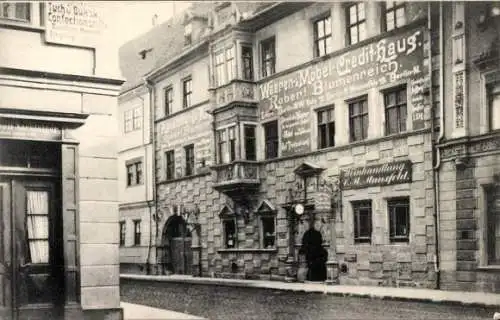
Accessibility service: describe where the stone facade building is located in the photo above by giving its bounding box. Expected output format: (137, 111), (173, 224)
(119, 1), (500, 293)
(0, 2), (124, 319)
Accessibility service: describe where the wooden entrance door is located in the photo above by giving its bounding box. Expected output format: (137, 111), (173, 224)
(170, 237), (192, 275)
(12, 179), (63, 320)
(0, 182), (13, 320)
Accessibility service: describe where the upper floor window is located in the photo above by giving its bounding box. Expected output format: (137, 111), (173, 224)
(353, 200), (372, 243)
(184, 22), (192, 45)
(317, 106), (335, 149)
(244, 124), (257, 161)
(346, 2), (366, 45)
(164, 87), (173, 116)
(223, 218), (236, 248)
(384, 86), (407, 135)
(119, 221), (126, 246)
(133, 220), (141, 246)
(388, 198), (410, 243)
(384, 2), (406, 32)
(165, 150), (175, 180)
(263, 120), (279, 159)
(314, 14), (333, 57)
(226, 46), (236, 82)
(489, 83), (500, 131)
(184, 144), (195, 176)
(216, 126), (236, 164)
(349, 97), (368, 142)
(1, 2), (30, 21)
(214, 46), (236, 86)
(124, 107), (142, 133)
(126, 160), (143, 187)
(261, 37), (276, 78)
(182, 77), (192, 108)
(214, 51), (226, 86)
(241, 45), (254, 81)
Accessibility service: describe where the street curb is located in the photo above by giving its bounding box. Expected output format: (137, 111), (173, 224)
(120, 274), (500, 309)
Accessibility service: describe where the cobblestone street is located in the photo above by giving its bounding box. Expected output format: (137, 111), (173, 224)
(121, 279), (496, 320)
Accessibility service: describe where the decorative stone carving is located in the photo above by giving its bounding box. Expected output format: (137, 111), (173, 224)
(454, 71), (464, 128)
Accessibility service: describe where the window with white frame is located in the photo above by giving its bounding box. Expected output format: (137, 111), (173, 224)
(346, 2), (366, 45)
(226, 46), (236, 82)
(133, 220), (141, 246)
(214, 50), (226, 86)
(388, 197), (410, 243)
(165, 149), (175, 180)
(183, 77), (192, 109)
(317, 106), (335, 149)
(348, 96), (369, 142)
(263, 120), (279, 159)
(184, 144), (195, 176)
(488, 83), (500, 131)
(126, 161), (143, 187)
(261, 37), (276, 78)
(214, 45), (236, 87)
(1, 2), (30, 21)
(352, 200), (372, 243)
(384, 86), (407, 135)
(164, 86), (173, 116)
(124, 107), (142, 133)
(216, 126), (236, 164)
(314, 14), (333, 57)
(384, 1), (406, 32)
(241, 45), (254, 81)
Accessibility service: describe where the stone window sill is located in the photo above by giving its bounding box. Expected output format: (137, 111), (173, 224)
(217, 248), (277, 253)
(477, 265), (500, 271)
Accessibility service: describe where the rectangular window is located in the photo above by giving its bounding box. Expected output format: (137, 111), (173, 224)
(314, 14), (333, 57)
(347, 3), (366, 45)
(184, 144), (195, 176)
(124, 107), (142, 133)
(349, 97), (369, 142)
(217, 129), (228, 164)
(261, 216), (276, 249)
(119, 221), (126, 246)
(182, 78), (192, 109)
(385, 86), (407, 135)
(384, 1), (406, 32)
(244, 125), (257, 161)
(388, 198), (410, 242)
(1, 2), (30, 21)
(126, 161), (143, 187)
(228, 127), (236, 162)
(487, 185), (500, 265)
(261, 37), (276, 78)
(133, 220), (141, 246)
(241, 45), (254, 81)
(26, 190), (49, 264)
(226, 46), (236, 83)
(164, 87), (173, 116)
(184, 22), (192, 45)
(165, 150), (175, 180)
(353, 200), (372, 243)
(214, 51), (225, 86)
(317, 106), (335, 149)
(489, 84), (500, 131)
(263, 120), (279, 159)
(223, 219), (236, 248)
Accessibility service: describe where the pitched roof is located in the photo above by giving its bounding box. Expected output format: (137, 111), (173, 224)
(118, 2), (275, 93)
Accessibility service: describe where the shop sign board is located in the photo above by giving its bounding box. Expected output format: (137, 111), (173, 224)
(0, 119), (62, 140)
(259, 26), (427, 157)
(45, 2), (106, 47)
(340, 160), (412, 190)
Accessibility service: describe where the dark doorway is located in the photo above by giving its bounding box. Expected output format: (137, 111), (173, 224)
(300, 225), (327, 282)
(161, 215), (192, 275)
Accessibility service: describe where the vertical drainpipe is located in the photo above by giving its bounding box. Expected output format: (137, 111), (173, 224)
(431, 1), (446, 290)
(144, 78), (156, 275)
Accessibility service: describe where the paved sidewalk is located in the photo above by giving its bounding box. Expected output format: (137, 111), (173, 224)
(121, 302), (205, 320)
(121, 274), (500, 308)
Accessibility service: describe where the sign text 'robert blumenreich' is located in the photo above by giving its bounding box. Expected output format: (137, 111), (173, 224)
(259, 26), (426, 121)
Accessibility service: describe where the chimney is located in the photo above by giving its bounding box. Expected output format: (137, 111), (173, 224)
(152, 14), (158, 27)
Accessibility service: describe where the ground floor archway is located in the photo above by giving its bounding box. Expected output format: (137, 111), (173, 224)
(159, 214), (192, 275)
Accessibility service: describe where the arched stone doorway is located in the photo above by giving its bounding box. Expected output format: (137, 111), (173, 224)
(160, 215), (192, 275)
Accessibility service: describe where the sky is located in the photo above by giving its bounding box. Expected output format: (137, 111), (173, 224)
(102, 1), (192, 50)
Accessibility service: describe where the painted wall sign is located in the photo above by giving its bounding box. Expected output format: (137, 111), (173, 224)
(0, 119), (62, 140)
(45, 2), (106, 47)
(340, 160), (412, 190)
(259, 26), (427, 156)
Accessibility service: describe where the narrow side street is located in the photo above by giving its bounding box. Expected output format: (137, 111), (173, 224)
(121, 279), (496, 320)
